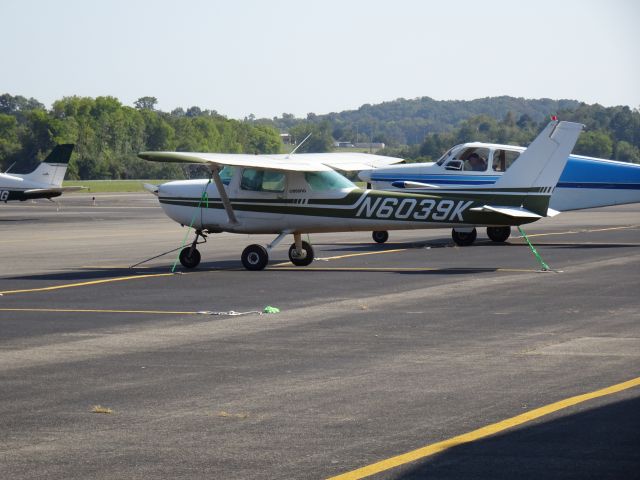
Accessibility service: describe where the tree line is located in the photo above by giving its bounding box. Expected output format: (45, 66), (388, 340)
(256, 98), (640, 163)
(264, 96), (583, 146)
(0, 94), (281, 179)
(1, 93), (639, 180)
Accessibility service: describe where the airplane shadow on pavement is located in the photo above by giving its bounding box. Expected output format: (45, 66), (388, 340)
(3, 261), (241, 282)
(387, 396), (640, 480)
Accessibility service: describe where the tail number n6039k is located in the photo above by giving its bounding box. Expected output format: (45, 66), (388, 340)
(356, 197), (473, 222)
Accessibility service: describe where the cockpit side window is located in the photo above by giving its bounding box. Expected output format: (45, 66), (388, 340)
(240, 169), (285, 192)
(491, 150), (521, 172)
(457, 147), (489, 172)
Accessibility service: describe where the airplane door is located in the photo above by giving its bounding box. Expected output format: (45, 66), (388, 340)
(233, 168), (287, 227)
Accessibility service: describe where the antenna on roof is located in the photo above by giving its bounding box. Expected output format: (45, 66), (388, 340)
(3, 161), (16, 174)
(287, 132), (312, 158)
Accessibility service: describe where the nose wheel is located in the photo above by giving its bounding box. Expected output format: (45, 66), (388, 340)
(179, 247), (201, 268)
(178, 230), (206, 268)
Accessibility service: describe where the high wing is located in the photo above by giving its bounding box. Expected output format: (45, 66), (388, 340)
(137, 151), (402, 172)
(298, 152), (403, 171)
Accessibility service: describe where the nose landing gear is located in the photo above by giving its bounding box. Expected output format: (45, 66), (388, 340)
(178, 229), (207, 269)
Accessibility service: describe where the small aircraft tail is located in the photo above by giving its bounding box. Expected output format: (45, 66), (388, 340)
(493, 121), (583, 216)
(20, 144), (75, 187)
(495, 121), (583, 190)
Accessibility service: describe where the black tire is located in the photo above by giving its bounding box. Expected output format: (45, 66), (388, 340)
(179, 247), (201, 269)
(451, 228), (477, 246)
(486, 226), (511, 243)
(372, 231), (389, 244)
(288, 241), (314, 267)
(241, 244), (269, 271)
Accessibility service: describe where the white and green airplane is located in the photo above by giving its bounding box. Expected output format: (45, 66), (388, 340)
(0, 144), (81, 202)
(139, 121), (583, 271)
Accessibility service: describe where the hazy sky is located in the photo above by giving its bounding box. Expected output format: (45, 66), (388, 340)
(2, 0), (638, 118)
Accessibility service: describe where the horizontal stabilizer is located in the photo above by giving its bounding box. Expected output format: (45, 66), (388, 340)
(391, 180), (440, 189)
(470, 205), (542, 219)
(546, 208), (561, 217)
(22, 186), (85, 199)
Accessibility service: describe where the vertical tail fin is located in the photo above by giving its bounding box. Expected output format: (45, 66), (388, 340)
(21, 144), (75, 186)
(495, 121), (583, 216)
(496, 121), (583, 190)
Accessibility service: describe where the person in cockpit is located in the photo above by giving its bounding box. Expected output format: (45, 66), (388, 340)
(466, 152), (487, 171)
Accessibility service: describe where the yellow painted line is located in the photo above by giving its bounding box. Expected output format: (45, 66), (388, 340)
(0, 307), (199, 315)
(0, 273), (176, 296)
(327, 376), (640, 480)
(81, 265), (152, 269)
(318, 248), (408, 261)
(271, 248), (408, 267)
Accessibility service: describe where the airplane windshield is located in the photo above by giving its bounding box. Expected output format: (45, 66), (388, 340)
(436, 148), (455, 166)
(304, 171), (355, 191)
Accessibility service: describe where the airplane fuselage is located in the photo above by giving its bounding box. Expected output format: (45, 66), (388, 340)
(157, 173), (546, 235)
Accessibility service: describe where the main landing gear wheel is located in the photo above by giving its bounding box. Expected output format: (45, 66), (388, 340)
(372, 230), (389, 244)
(241, 244), (269, 271)
(179, 247), (201, 269)
(486, 226), (511, 243)
(288, 241), (314, 267)
(451, 228), (477, 246)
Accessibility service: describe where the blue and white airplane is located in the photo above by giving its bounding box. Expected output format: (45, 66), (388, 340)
(359, 141), (640, 245)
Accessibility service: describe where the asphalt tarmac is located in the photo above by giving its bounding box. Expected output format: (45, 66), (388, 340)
(1, 193), (639, 479)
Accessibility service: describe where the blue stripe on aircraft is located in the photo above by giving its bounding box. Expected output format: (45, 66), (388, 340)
(560, 156), (640, 184)
(370, 174), (500, 185)
(371, 155), (640, 190)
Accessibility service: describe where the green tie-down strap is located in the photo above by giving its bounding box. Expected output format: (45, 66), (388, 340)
(263, 306), (280, 314)
(517, 226), (550, 271)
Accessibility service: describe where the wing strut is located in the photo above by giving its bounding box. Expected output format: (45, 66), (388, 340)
(209, 165), (238, 225)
